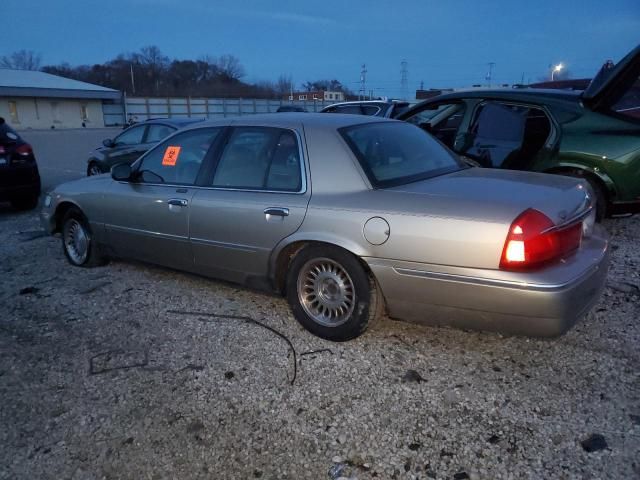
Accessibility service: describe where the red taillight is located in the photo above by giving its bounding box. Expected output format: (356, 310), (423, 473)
(15, 144), (33, 156)
(500, 209), (582, 270)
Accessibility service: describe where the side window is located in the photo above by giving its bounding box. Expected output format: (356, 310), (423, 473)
(115, 125), (146, 146)
(212, 127), (302, 192)
(145, 124), (176, 143)
(362, 105), (382, 116)
(405, 103), (466, 149)
(465, 102), (551, 169)
(610, 75), (640, 120)
(337, 105), (363, 115)
(137, 127), (222, 185)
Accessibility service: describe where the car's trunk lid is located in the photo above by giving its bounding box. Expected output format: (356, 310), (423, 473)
(384, 167), (591, 226)
(582, 44), (640, 111)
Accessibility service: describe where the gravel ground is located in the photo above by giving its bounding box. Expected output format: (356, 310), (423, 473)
(0, 206), (638, 480)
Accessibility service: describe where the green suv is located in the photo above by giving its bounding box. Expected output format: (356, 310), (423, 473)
(397, 44), (640, 219)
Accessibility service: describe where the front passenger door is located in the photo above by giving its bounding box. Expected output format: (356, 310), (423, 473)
(103, 127), (223, 270)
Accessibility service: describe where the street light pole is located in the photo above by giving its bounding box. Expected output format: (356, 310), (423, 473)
(551, 63), (564, 81)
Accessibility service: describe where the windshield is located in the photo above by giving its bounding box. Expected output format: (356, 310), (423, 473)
(339, 122), (465, 187)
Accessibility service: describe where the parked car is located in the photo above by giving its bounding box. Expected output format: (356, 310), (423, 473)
(86, 118), (203, 176)
(397, 44), (640, 220)
(276, 105), (307, 112)
(0, 117), (40, 210)
(321, 100), (410, 118)
(42, 113), (608, 341)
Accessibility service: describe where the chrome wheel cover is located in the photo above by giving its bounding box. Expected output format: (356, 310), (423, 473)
(88, 164), (102, 176)
(64, 219), (89, 264)
(297, 257), (355, 327)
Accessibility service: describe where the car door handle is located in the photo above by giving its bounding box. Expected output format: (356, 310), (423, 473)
(264, 207), (289, 217)
(167, 198), (188, 207)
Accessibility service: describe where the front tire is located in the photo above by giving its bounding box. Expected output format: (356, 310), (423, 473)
(61, 207), (107, 267)
(286, 245), (383, 341)
(87, 162), (104, 176)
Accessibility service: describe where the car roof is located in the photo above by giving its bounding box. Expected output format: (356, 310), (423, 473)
(142, 117), (205, 127)
(323, 100), (407, 107)
(181, 112), (395, 131)
(420, 88), (582, 104)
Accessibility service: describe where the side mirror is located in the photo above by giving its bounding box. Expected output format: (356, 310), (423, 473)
(102, 138), (114, 148)
(111, 163), (132, 181)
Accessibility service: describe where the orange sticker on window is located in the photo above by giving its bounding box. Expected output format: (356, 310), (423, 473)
(162, 146), (181, 166)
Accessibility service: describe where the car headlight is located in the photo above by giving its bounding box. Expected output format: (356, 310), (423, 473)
(44, 194), (52, 208)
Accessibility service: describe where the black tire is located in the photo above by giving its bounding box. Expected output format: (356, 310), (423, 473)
(562, 171), (607, 221)
(87, 162), (104, 176)
(11, 195), (39, 211)
(61, 207), (107, 267)
(286, 244), (384, 341)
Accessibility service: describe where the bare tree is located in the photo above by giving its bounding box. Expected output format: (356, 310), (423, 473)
(276, 74), (294, 95)
(0, 50), (42, 70)
(216, 54), (245, 80)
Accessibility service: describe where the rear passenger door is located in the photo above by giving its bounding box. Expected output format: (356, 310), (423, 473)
(189, 126), (310, 284)
(459, 102), (553, 170)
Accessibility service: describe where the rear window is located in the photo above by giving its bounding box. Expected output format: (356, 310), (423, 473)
(339, 122), (465, 187)
(611, 75), (640, 120)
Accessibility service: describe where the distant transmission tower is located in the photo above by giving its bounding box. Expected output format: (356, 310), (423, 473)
(359, 64), (367, 100)
(400, 60), (408, 100)
(486, 62), (495, 87)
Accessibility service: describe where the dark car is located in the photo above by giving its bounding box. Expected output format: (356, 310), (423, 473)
(321, 100), (410, 118)
(397, 44), (640, 220)
(87, 118), (203, 175)
(0, 117), (40, 210)
(276, 105), (307, 112)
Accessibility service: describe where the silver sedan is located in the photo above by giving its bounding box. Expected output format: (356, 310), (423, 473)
(41, 114), (609, 341)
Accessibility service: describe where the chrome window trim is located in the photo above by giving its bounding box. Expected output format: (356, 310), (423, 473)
(127, 126), (308, 195)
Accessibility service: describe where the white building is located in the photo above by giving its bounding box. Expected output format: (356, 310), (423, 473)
(0, 69), (121, 129)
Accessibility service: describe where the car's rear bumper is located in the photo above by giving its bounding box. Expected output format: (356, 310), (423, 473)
(0, 164), (41, 201)
(365, 227), (610, 337)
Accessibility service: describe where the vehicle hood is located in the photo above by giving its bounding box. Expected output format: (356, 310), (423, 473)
(384, 167), (590, 226)
(51, 172), (111, 196)
(89, 146), (109, 161)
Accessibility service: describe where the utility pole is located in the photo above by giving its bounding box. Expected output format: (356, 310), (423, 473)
(359, 64), (367, 100)
(420, 80), (424, 90)
(400, 59), (408, 100)
(486, 62), (495, 87)
(130, 64), (136, 95)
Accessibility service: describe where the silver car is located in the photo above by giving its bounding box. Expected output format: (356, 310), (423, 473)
(41, 114), (609, 341)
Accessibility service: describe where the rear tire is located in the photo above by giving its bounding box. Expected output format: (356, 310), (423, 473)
(286, 244), (383, 341)
(561, 171), (607, 221)
(11, 195), (39, 211)
(61, 207), (107, 267)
